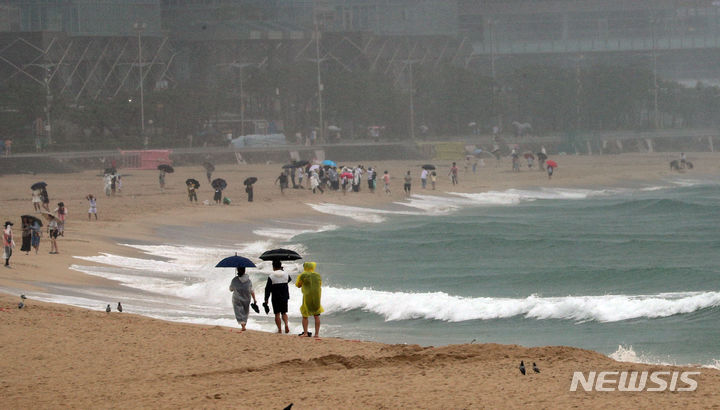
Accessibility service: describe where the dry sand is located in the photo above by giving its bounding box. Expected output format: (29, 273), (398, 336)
(1, 152), (719, 408)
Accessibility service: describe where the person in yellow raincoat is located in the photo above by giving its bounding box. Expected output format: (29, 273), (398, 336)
(296, 261), (324, 337)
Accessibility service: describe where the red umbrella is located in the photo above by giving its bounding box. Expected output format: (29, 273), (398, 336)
(523, 152), (535, 159)
(546, 160), (558, 168)
(340, 172), (353, 179)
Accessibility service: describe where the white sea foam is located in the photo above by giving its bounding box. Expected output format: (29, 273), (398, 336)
(609, 345), (675, 366)
(253, 224), (338, 240)
(319, 288), (720, 323)
(306, 202), (421, 223)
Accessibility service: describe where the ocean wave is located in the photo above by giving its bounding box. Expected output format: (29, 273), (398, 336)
(306, 202), (421, 223)
(253, 224), (338, 240)
(321, 288), (720, 323)
(609, 344), (720, 370)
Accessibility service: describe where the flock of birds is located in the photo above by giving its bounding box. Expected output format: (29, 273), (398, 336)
(17, 294), (123, 314)
(519, 360), (540, 375)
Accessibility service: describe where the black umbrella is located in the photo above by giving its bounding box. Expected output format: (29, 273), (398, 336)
(243, 177), (257, 186)
(537, 152), (548, 161)
(282, 164), (295, 169)
(31, 182), (47, 190)
(259, 248), (302, 261)
(203, 162), (215, 173)
(292, 160), (309, 167)
(20, 215), (42, 227)
(158, 164), (174, 173)
(422, 164), (436, 170)
(185, 178), (200, 188)
(215, 254), (257, 268)
(211, 178), (227, 190)
(104, 167), (117, 175)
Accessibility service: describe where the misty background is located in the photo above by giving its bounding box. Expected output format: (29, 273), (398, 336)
(1, 0), (720, 152)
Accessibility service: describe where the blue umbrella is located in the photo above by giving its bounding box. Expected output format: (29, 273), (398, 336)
(322, 159), (337, 167)
(472, 148), (484, 155)
(215, 254), (256, 268)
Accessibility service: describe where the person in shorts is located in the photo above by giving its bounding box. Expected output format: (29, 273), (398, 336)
(87, 194), (98, 220)
(264, 260), (292, 334)
(46, 214), (59, 254)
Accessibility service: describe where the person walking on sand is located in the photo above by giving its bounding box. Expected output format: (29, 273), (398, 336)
(430, 171), (437, 190)
(245, 182), (254, 202)
(276, 171), (288, 194)
(187, 183), (198, 202)
(30, 218), (41, 254)
(264, 260), (292, 334)
(547, 164), (554, 180)
(54, 202), (67, 236)
(310, 171), (324, 194)
(159, 171), (166, 190)
(420, 168), (428, 189)
(3, 221), (15, 267)
(87, 194), (98, 220)
(449, 162), (459, 185)
(403, 170), (412, 196)
(41, 187), (50, 211)
(229, 266), (257, 331)
(46, 214), (59, 254)
(296, 262), (323, 337)
(383, 170), (391, 195)
(213, 187), (222, 204)
(32, 188), (42, 212)
(20, 217), (32, 255)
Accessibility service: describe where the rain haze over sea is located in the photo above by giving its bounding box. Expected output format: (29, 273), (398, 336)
(11, 177), (720, 369)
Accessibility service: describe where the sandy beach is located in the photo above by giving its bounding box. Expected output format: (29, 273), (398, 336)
(1, 152), (719, 408)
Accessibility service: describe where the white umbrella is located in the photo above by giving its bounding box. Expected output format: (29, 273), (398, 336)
(309, 164), (320, 171)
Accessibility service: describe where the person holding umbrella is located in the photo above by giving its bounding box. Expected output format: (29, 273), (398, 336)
(158, 164), (174, 190)
(420, 168), (428, 189)
(244, 177), (257, 202)
(296, 261), (324, 338)
(546, 159), (558, 180)
(186, 179), (199, 202)
(211, 178), (227, 204)
(264, 260), (292, 334)
(218, 255), (258, 331)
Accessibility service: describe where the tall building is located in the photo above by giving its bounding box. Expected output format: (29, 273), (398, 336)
(458, 0), (720, 83)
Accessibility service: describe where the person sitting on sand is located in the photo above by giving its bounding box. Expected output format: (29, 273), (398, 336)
(296, 261), (323, 338)
(229, 266), (257, 331)
(264, 260), (292, 334)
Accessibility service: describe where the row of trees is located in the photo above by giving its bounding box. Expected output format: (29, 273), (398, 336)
(2, 60), (720, 151)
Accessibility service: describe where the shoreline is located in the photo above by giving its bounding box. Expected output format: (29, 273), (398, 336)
(2, 153), (720, 407)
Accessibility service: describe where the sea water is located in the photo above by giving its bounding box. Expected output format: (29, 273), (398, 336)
(8, 176), (720, 368)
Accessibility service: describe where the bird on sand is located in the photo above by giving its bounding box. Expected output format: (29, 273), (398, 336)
(519, 361), (526, 375)
(106, 304), (111, 313)
(533, 362), (540, 373)
(283, 404), (293, 410)
(117, 302), (123, 312)
(20, 294), (26, 300)
(18, 301), (24, 309)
